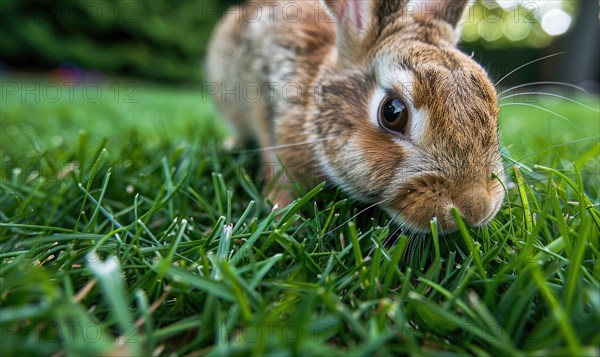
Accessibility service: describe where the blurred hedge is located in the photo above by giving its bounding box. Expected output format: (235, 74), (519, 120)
(1, 1), (595, 87)
(0, 0), (243, 83)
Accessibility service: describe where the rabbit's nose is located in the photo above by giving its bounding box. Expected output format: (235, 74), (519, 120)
(451, 186), (497, 227)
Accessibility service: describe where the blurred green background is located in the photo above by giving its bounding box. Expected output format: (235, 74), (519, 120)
(1, 4), (598, 357)
(0, 0), (598, 87)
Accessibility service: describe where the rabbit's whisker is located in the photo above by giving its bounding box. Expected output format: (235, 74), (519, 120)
(498, 81), (589, 97)
(366, 209), (405, 257)
(319, 198), (389, 239)
(499, 92), (599, 113)
(366, 223), (406, 261)
(387, 221), (410, 247)
(384, 209), (404, 231)
(495, 51), (566, 87)
(519, 176), (598, 189)
(237, 136), (339, 153)
(499, 103), (573, 125)
(370, 196), (422, 255)
(515, 136), (600, 162)
(402, 233), (419, 265)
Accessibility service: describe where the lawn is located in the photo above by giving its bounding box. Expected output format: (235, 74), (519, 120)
(1, 75), (599, 356)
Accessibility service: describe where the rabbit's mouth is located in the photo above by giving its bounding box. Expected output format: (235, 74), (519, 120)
(386, 174), (505, 233)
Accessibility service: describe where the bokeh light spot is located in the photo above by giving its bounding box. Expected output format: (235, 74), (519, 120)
(541, 9), (572, 36)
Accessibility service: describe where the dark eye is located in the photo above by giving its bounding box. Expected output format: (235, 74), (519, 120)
(378, 97), (409, 134)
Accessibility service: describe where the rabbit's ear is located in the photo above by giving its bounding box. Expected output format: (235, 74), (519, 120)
(321, 0), (407, 66)
(413, 0), (471, 28)
(321, 0), (373, 36)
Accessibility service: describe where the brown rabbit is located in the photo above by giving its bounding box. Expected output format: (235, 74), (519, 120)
(206, 0), (505, 232)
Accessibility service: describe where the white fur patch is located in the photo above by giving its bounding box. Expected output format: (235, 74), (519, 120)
(409, 107), (428, 144)
(377, 67), (414, 101)
(368, 87), (387, 128)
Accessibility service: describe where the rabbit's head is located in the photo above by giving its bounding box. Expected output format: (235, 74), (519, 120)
(312, 0), (505, 231)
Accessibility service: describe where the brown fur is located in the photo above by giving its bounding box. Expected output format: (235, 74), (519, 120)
(206, 0), (505, 232)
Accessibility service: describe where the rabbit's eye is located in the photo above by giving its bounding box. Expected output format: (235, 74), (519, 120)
(379, 97), (409, 134)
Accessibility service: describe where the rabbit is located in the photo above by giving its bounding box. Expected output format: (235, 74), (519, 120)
(205, 0), (505, 232)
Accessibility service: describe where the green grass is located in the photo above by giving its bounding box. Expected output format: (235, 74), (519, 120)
(1, 76), (599, 356)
